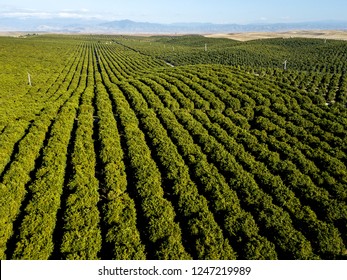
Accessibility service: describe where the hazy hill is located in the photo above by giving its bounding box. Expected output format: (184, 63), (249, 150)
(99, 20), (347, 34)
(0, 18), (346, 33)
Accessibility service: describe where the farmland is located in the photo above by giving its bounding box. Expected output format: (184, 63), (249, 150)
(0, 34), (346, 260)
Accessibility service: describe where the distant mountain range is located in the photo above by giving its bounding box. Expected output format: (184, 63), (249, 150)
(1, 18), (346, 34)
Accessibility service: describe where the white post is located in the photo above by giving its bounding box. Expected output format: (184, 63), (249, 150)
(205, 43), (207, 51)
(283, 60), (287, 70)
(27, 72), (32, 86)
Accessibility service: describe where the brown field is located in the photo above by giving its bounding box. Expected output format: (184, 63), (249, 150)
(205, 30), (347, 41)
(2, 30), (347, 42)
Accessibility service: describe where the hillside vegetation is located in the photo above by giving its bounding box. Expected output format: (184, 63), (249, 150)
(0, 34), (346, 260)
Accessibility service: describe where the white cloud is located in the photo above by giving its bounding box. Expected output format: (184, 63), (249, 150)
(280, 16), (292, 21)
(57, 11), (105, 19)
(0, 8), (106, 20)
(57, 12), (84, 18)
(60, 8), (89, 13)
(1, 12), (52, 19)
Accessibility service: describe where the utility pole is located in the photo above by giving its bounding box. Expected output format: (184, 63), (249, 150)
(205, 43), (207, 52)
(27, 72), (32, 86)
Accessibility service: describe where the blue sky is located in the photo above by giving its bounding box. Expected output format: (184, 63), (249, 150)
(1, 0), (347, 24)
